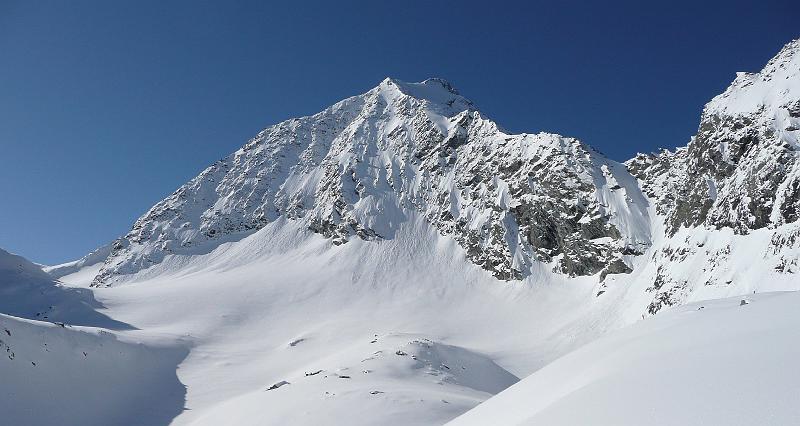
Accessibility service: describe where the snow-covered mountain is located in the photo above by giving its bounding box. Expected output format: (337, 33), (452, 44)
(92, 77), (650, 285)
(2, 38), (800, 426)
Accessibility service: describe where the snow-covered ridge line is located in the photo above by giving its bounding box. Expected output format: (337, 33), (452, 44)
(44, 243), (112, 279)
(705, 38), (800, 116)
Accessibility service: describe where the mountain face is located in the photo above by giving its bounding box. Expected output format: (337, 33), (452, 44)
(93, 78), (650, 286)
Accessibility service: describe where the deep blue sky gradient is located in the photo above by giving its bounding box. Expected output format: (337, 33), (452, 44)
(1, 0), (797, 264)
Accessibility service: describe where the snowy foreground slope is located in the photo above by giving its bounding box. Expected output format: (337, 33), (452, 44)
(1, 39), (799, 425)
(448, 292), (800, 426)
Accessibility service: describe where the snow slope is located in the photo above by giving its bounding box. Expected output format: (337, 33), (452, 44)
(192, 333), (519, 426)
(44, 243), (111, 281)
(448, 291), (800, 426)
(79, 215), (618, 426)
(50, 211), (800, 425)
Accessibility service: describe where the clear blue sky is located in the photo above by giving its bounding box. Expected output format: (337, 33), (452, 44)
(1, 0), (797, 264)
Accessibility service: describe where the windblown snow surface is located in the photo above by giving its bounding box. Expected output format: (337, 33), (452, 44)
(2, 39), (799, 426)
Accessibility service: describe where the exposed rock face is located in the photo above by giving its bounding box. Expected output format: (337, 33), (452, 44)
(627, 39), (800, 236)
(93, 78), (650, 286)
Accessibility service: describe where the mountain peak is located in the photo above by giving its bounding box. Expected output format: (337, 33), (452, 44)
(377, 77), (474, 112)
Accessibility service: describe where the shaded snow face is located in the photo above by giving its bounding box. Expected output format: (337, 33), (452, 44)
(0, 248), (128, 329)
(92, 77), (649, 285)
(0, 314), (187, 426)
